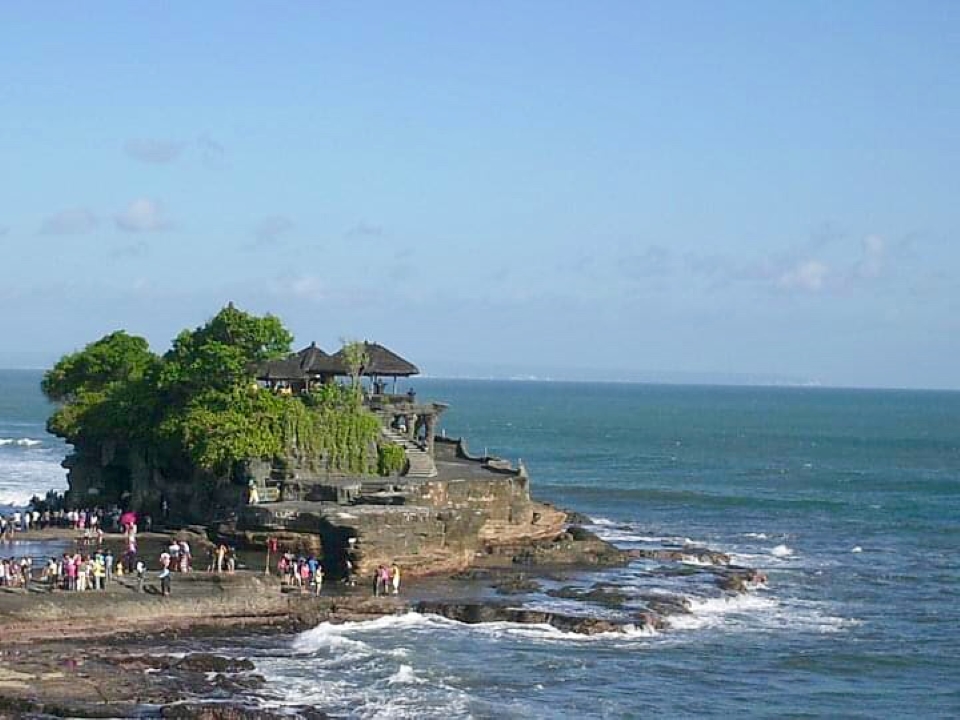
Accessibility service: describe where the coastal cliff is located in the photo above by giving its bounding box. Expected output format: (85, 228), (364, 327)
(44, 305), (605, 579)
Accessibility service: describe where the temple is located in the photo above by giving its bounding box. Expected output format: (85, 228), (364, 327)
(60, 338), (569, 579)
(255, 341), (447, 459)
(228, 342), (566, 576)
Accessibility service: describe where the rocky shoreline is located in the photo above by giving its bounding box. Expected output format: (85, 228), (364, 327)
(0, 523), (766, 719)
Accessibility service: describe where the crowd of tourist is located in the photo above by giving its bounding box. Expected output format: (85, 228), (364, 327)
(278, 552), (324, 595)
(374, 563), (401, 596)
(0, 506), (155, 540)
(1, 506), (406, 600)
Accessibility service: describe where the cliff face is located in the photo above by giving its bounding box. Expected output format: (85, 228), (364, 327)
(62, 440), (248, 523)
(62, 435), (575, 579)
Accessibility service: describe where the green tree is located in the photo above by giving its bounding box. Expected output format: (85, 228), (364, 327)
(42, 332), (160, 444)
(339, 339), (369, 405)
(42, 331), (157, 402)
(44, 305), (384, 478)
(160, 303), (293, 397)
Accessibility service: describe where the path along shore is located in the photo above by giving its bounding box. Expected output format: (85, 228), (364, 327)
(0, 527), (763, 718)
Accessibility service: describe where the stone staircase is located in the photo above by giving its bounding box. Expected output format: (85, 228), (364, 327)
(381, 427), (437, 478)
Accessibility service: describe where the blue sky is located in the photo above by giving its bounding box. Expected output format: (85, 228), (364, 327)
(1, 2), (958, 388)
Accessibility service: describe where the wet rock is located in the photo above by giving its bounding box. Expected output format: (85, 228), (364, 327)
(715, 568), (767, 593)
(416, 601), (626, 635)
(161, 702), (327, 719)
(492, 574), (542, 595)
(174, 653), (256, 674)
(562, 509), (593, 526)
(504, 530), (630, 568)
(631, 592), (693, 616)
(450, 568), (494, 581)
(211, 671), (267, 693)
(566, 525), (596, 542)
(627, 548), (731, 565)
(546, 584), (629, 609)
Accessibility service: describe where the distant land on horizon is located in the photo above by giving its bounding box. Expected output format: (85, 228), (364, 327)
(2, 358), (954, 392)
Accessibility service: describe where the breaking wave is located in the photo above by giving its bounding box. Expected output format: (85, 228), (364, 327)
(0, 437), (43, 447)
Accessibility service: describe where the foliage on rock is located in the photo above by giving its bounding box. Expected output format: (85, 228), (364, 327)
(377, 443), (407, 476)
(43, 304), (381, 476)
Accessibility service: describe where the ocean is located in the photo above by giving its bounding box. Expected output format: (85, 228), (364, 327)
(2, 371), (958, 718)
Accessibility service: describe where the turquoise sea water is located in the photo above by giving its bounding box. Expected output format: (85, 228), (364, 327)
(2, 372), (959, 717)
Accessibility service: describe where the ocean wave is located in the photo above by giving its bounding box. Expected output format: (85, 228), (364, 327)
(588, 519), (703, 549)
(667, 591), (862, 636)
(0, 454), (68, 509)
(770, 544), (795, 558)
(0, 437), (43, 447)
(387, 664), (424, 685)
(297, 612), (658, 651)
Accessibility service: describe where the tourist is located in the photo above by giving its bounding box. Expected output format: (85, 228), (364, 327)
(178, 540), (191, 572)
(168, 539), (181, 569)
(299, 560), (310, 594)
(92, 554), (105, 590)
(215, 544), (227, 574)
(158, 565), (171, 596)
(391, 563), (401, 595)
(313, 562), (323, 596)
(373, 565), (383, 596)
(136, 559), (146, 592)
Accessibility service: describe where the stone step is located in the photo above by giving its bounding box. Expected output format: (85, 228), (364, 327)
(381, 428), (437, 478)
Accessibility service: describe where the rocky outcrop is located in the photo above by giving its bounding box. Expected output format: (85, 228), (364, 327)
(627, 547), (732, 565)
(415, 601), (642, 635)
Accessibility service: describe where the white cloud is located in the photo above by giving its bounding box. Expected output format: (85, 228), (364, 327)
(776, 260), (830, 293)
(124, 138), (185, 164)
(40, 207), (99, 235)
(115, 198), (172, 233)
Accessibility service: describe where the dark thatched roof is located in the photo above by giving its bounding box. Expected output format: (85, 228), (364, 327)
(256, 341), (419, 380)
(330, 342), (419, 377)
(255, 342), (331, 380)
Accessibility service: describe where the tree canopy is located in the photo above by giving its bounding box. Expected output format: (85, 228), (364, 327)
(43, 305), (384, 476)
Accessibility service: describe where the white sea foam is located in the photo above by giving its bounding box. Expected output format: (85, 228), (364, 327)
(851, 546), (863, 553)
(0, 454), (68, 508)
(666, 591), (861, 636)
(744, 532), (768, 540)
(387, 664), (423, 685)
(0, 438), (42, 447)
(770, 544), (794, 557)
(589, 520), (702, 549)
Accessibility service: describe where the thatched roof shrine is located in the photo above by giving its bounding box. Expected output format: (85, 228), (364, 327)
(256, 341), (419, 382)
(332, 342), (420, 378)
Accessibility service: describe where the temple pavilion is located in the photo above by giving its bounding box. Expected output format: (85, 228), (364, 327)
(255, 341), (446, 458)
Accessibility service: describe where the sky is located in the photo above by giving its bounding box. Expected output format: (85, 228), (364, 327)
(1, 2), (958, 389)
